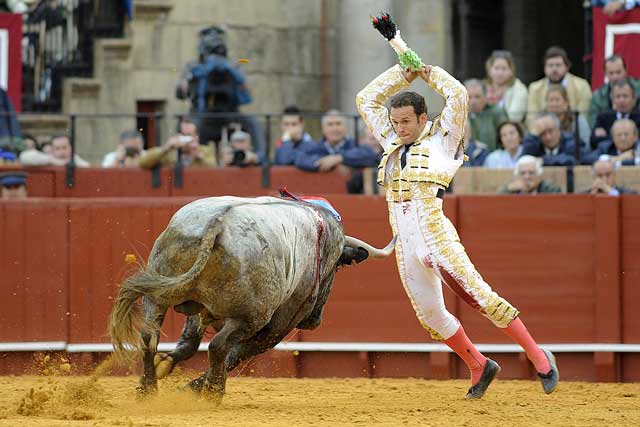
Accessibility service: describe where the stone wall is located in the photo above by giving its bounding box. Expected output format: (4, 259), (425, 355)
(56, 0), (451, 164)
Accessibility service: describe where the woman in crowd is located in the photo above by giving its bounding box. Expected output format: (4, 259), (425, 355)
(485, 50), (528, 123)
(484, 121), (524, 169)
(540, 84), (590, 148)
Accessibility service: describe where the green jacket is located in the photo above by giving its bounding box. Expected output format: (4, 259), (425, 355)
(469, 104), (508, 151)
(588, 77), (640, 126)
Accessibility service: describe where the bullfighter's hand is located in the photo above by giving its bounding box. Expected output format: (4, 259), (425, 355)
(402, 68), (420, 83)
(418, 65), (432, 82)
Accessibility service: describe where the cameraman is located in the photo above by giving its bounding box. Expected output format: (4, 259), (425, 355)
(221, 130), (260, 167)
(102, 130), (146, 168)
(175, 26), (265, 154)
(138, 118), (217, 169)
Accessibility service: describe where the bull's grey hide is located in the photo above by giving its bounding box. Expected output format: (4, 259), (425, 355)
(109, 196), (394, 401)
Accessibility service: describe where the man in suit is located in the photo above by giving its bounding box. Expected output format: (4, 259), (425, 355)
(589, 55), (640, 126)
(585, 155), (637, 195)
(583, 118), (639, 165)
(527, 46), (592, 130)
(522, 113), (583, 165)
(591, 79), (640, 147)
(295, 109), (380, 172)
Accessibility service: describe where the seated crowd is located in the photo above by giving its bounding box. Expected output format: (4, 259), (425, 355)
(1, 46), (639, 196)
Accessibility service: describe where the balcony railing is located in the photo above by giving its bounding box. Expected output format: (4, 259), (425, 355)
(22, 0), (126, 112)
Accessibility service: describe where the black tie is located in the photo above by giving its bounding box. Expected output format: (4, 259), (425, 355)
(400, 143), (413, 169)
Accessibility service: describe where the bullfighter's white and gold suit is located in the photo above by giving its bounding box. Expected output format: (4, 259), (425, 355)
(356, 65), (519, 340)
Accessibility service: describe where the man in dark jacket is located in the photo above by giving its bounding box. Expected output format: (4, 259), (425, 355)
(583, 156), (637, 195)
(0, 88), (21, 151)
(295, 110), (380, 172)
(522, 113), (584, 165)
(583, 118), (639, 165)
(591, 79), (640, 147)
(274, 106), (315, 165)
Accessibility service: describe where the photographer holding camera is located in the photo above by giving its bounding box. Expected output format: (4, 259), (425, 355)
(175, 26), (265, 154)
(138, 117), (217, 169)
(102, 130), (146, 168)
(221, 130), (260, 167)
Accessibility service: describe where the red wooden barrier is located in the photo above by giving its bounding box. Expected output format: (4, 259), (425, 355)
(0, 200), (68, 341)
(1, 166), (354, 198)
(1, 195), (639, 380)
(169, 167), (267, 197)
(270, 167), (349, 195)
(54, 168), (172, 197)
(621, 196), (640, 381)
(0, 166), (56, 197)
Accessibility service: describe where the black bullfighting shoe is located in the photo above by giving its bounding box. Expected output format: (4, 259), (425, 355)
(538, 349), (559, 394)
(465, 358), (501, 399)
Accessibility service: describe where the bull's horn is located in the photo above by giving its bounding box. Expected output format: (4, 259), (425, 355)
(344, 235), (397, 259)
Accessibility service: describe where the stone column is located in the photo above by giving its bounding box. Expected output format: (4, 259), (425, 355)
(336, 0), (395, 115)
(336, 0), (453, 117)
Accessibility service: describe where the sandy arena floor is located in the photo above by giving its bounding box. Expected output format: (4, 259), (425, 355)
(0, 367), (638, 427)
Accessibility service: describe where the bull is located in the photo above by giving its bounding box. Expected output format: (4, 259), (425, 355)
(109, 195), (394, 400)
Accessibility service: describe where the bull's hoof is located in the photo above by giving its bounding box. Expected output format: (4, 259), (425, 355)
(185, 374), (207, 392)
(201, 382), (224, 404)
(154, 353), (174, 379)
(136, 383), (158, 399)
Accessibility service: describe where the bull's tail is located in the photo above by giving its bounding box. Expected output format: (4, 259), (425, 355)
(109, 208), (229, 363)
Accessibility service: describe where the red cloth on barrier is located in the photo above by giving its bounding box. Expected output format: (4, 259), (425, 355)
(0, 13), (22, 111)
(592, 7), (640, 90)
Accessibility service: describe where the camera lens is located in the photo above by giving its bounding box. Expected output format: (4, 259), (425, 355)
(232, 150), (246, 165)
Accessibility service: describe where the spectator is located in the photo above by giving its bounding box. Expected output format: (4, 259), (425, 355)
(484, 121), (524, 169)
(499, 155), (561, 194)
(543, 84), (591, 147)
(527, 46), (592, 130)
(0, 87), (21, 152)
(592, 0), (640, 15)
(465, 79), (508, 151)
(584, 155), (637, 195)
(589, 55), (640, 125)
(347, 124), (385, 194)
(40, 140), (52, 155)
(1, 0), (35, 13)
(274, 105), (314, 165)
(484, 50), (528, 123)
(0, 171), (27, 199)
(357, 124), (384, 161)
(176, 26), (264, 153)
(591, 79), (640, 147)
(221, 130), (260, 167)
(19, 134), (90, 167)
(21, 134), (39, 151)
(102, 130), (146, 168)
(295, 110), (379, 172)
(583, 118), (640, 165)
(0, 149), (18, 164)
(138, 118), (216, 169)
(462, 120), (489, 167)
(522, 113), (583, 166)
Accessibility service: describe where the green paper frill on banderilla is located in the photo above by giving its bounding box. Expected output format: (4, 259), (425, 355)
(398, 49), (423, 72)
